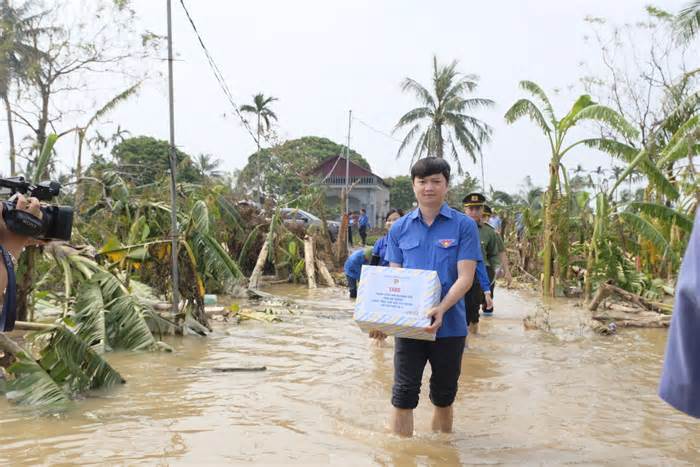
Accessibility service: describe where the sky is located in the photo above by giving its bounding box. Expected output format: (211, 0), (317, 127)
(12, 0), (695, 194)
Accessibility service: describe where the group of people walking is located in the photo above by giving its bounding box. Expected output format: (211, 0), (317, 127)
(342, 156), (699, 437)
(344, 182), (511, 338)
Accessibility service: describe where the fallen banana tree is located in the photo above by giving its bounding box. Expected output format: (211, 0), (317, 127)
(0, 244), (173, 408)
(588, 281), (673, 328)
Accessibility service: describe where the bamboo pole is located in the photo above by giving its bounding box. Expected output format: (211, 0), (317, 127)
(304, 235), (317, 289)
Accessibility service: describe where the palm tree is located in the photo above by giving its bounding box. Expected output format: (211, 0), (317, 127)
(74, 82), (141, 208)
(394, 55), (494, 174)
(0, 1), (48, 175)
(675, 1), (700, 41)
(240, 93), (278, 199)
(194, 153), (223, 179)
(240, 93), (278, 150)
(505, 81), (638, 297)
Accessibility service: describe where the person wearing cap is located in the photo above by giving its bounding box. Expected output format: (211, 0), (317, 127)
(462, 193), (497, 333)
(481, 205), (512, 315)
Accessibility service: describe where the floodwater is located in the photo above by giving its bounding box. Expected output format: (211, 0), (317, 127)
(1, 285), (698, 466)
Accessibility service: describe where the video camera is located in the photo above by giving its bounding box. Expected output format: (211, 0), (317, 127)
(0, 177), (73, 241)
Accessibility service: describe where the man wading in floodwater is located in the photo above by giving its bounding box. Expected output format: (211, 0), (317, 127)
(373, 157), (481, 437)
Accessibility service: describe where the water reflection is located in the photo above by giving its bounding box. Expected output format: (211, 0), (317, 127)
(0, 285), (698, 465)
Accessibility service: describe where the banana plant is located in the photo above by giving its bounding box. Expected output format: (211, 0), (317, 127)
(505, 82), (639, 296)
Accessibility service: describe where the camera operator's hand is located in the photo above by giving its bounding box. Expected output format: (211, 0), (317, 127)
(0, 194), (46, 252)
(14, 194), (43, 221)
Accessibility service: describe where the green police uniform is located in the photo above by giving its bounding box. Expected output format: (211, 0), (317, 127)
(479, 222), (503, 270)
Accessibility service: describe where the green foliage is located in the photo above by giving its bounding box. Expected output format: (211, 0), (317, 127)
(626, 202), (694, 233)
(111, 135), (200, 186)
(4, 350), (71, 408)
(448, 174), (481, 207)
(505, 80), (638, 296)
(237, 136), (371, 199)
(617, 211), (676, 262)
(3, 317), (125, 408)
(384, 175), (414, 211)
(38, 325), (125, 393)
(33, 133), (58, 180)
(675, 0), (700, 42)
(240, 93), (278, 135)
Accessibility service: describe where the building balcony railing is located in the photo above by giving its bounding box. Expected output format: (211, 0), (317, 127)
(321, 175), (378, 186)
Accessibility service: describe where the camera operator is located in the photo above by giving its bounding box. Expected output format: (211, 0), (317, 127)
(0, 194), (44, 332)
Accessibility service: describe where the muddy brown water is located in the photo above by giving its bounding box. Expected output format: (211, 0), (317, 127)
(1, 285), (698, 465)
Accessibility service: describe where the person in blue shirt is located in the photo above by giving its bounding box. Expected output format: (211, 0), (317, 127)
(358, 208), (370, 246)
(659, 208), (700, 418)
(343, 247), (372, 299)
(370, 208), (404, 266)
(366, 209), (405, 346)
(380, 157), (481, 437)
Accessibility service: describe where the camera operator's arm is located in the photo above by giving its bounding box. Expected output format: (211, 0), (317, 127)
(0, 195), (44, 302)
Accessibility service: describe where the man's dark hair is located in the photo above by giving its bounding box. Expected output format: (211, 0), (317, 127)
(385, 208), (405, 221)
(360, 208), (366, 213)
(410, 157), (451, 183)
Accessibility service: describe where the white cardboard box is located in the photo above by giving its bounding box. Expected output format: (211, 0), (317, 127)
(353, 265), (441, 341)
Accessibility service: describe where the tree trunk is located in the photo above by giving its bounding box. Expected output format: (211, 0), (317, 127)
(583, 242), (595, 302)
(0, 333), (24, 359)
(304, 235), (317, 289)
(588, 282), (611, 312)
(74, 129), (85, 209)
(316, 259), (335, 286)
(335, 190), (349, 267)
(588, 282), (664, 312)
(3, 96), (16, 176)
(256, 113), (262, 203)
(542, 160), (559, 297)
(435, 124), (444, 158)
(248, 239), (269, 290)
(16, 248), (37, 322)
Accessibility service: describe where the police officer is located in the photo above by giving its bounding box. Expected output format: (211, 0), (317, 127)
(482, 204), (511, 315)
(462, 193), (498, 333)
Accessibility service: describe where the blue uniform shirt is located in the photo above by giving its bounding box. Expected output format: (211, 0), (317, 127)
(359, 214), (369, 228)
(659, 209), (700, 418)
(344, 249), (368, 280)
(385, 203), (482, 338)
(476, 260), (490, 293)
(372, 235), (389, 266)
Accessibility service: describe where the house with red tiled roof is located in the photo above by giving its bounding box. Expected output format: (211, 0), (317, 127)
(310, 155), (390, 225)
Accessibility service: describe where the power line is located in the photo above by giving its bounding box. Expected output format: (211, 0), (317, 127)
(353, 115), (403, 144)
(177, 0), (262, 146)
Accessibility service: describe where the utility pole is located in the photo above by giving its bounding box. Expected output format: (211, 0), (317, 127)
(166, 0), (181, 319)
(480, 153), (486, 192)
(344, 109), (352, 214)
